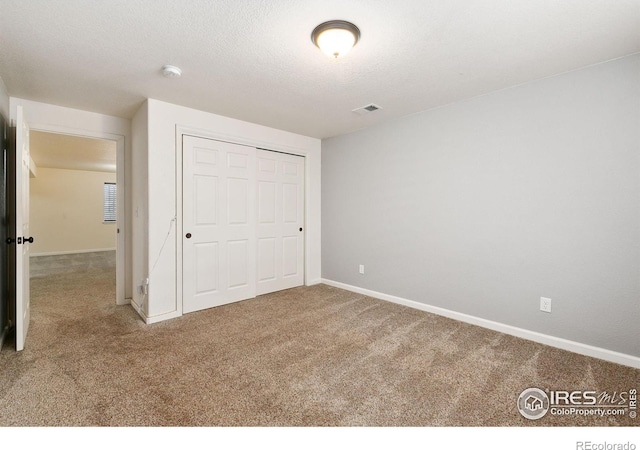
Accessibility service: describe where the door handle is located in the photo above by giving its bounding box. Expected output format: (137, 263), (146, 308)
(6, 238), (14, 244)
(185, 233), (192, 239)
(23, 237), (34, 243)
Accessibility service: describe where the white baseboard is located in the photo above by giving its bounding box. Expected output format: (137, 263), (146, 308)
(321, 278), (640, 370)
(31, 248), (116, 257)
(130, 296), (181, 325)
(130, 297), (147, 322)
(145, 310), (182, 324)
(306, 278), (323, 286)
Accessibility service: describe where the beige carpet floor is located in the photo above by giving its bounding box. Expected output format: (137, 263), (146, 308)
(0, 257), (638, 426)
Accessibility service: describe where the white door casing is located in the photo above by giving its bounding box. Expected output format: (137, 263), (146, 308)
(256, 149), (304, 295)
(15, 105), (31, 351)
(182, 136), (256, 313)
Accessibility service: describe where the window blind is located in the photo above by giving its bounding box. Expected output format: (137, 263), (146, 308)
(103, 182), (116, 222)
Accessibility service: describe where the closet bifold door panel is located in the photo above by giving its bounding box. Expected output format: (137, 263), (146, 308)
(182, 136), (257, 314)
(256, 149), (304, 295)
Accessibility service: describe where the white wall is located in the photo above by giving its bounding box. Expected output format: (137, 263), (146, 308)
(322, 54), (640, 365)
(9, 98), (132, 302)
(0, 77), (9, 119)
(131, 100), (148, 316)
(132, 99), (321, 323)
(30, 167), (116, 255)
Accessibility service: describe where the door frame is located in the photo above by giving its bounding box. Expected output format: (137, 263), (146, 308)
(26, 123), (126, 305)
(175, 126), (310, 317)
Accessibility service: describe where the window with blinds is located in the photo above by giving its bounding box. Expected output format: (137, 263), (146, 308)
(103, 182), (116, 222)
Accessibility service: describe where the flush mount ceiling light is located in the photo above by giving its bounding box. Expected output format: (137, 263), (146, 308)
(311, 20), (360, 58)
(161, 65), (182, 78)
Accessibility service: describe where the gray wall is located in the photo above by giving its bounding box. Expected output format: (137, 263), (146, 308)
(322, 54), (640, 358)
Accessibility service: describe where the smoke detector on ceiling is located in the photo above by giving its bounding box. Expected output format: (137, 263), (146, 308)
(161, 65), (182, 78)
(352, 103), (383, 116)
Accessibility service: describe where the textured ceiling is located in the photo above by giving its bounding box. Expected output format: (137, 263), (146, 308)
(30, 131), (116, 173)
(1, 0), (639, 139)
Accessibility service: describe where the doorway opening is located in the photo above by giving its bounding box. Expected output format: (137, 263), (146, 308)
(28, 131), (121, 304)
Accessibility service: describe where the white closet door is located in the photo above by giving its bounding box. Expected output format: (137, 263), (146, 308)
(256, 149), (304, 295)
(183, 136), (256, 314)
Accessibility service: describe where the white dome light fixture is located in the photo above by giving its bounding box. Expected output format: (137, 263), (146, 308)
(311, 20), (360, 58)
(161, 65), (182, 78)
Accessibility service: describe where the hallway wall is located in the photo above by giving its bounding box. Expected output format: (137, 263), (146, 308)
(30, 167), (116, 255)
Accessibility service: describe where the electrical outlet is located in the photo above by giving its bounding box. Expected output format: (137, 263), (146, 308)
(139, 278), (149, 295)
(540, 297), (552, 313)
(359, 264), (365, 275)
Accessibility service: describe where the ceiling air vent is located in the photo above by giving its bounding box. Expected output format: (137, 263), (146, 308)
(352, 103), (383, 115)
